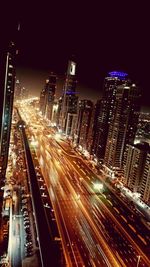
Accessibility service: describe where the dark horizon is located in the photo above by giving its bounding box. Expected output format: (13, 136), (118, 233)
(1, 1), (150, 110)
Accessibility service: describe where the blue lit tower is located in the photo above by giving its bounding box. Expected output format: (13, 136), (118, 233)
(60, 60), (78, 132)
(92, 71), (129, 164)
(0, 41), (18, 184)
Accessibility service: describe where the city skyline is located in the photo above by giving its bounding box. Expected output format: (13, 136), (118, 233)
(0, 2), (150, 266)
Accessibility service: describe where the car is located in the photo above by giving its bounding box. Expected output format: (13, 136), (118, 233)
(25, 247), (33, 255)
(25, 228), (30, 233)
(26, 236), (32, 242)
(23, 211), (29, 216)
(22, 199), (27, 204)
(24, 217), (30, 221)
(24, 220), (30, 225)
(22, 194), (28, 199)
(22, 208), (28, 213)
(25, 241), (32, 247)
(26, 251), (33, 257)
(22, 204), (28, 208)
(25, 225), (30, 229)
(23, 215), (29, 220)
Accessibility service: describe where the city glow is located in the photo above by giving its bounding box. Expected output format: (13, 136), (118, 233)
(93, 182), (104, 191)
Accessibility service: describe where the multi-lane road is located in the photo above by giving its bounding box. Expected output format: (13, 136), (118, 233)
(17, 100), (150, 267)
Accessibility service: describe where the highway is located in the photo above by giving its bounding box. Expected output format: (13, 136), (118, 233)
(17, 100), (150, 267)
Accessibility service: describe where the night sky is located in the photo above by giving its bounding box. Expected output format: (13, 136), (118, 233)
(1, 1), (150, 110)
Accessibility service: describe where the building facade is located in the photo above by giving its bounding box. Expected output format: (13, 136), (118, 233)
(75, 100), (93, 150)
(92, 71), (129, 163)
(104, 82), (141, 177)
(60, 60), (78, 132)
(0, 41), (17, 184)
(40, 72), (56, 121)
(14, 79), (21, 100)
(124, 143), (149, 192)
(139, 152), (150, 203)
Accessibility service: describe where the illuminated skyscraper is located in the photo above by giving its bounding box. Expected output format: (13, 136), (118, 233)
(14, 79), (21, 100)
(40, 72), (56, 121)
(65, 113), (77, 137)
(124, 142), (150, 203)
(40, 84), (47, 115)
(140, 152), (150, 203)
(75, 100), (93, 150)
(0, 41), (17, 184)
(92, 72), (130, 164)
(124, 143), (149, 192)
(45, 73), (56, 121)
(60, 60), (78, 131)
(104, 83), (141, 177)
(57, 97), (62, 127)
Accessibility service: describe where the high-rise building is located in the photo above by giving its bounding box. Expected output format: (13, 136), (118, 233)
(134, 112), (150, 145)
(0, 41), (17, 184)
(140, 152), (150, 203)
(124, 143), (149, 192)
(91, 99), (101, 155)
(92, 71), (129, 163)
(60, 60), (78, 131)
(65, 113), (77, 137)
(51, 101), (59, 126)
(86, 104), (96, 153)
(40, 84), (47, 115)
(104, 83), (141, 177)
(20, 86), (28, 100)
(14, 79), (21, 100)
(57, 97), (62, 127)
(45, 73), (56, 121)
(75, 100), (93, 150)
(40, 72), (56, 121)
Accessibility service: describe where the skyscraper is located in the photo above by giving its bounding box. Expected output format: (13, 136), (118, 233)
(45, 73), (56, 121)
(91, 99), (101, 155)
(0, 41), (17, 184)
(140, 152), (150, 203)
(40, 72), (56, 121)
(65, 113), (77, 137)
(60, 60), (78, 132)
(75, 100), (93, 151)
(104, 83), (141, 177)
(124, 143), (149, 192)
(40, 84), (47, 115)
(14, 79), (21, 100)
(92, 71), (129, 163)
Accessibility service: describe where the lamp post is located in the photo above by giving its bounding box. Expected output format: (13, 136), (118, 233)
(137, 255), (140, 267)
